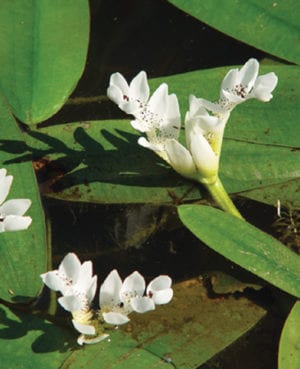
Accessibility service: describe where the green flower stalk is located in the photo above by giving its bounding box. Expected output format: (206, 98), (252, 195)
(107, 59), (278, 219)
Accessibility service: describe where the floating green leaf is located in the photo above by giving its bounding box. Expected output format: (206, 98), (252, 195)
(168, 0), (300, 64)
(178, 205), (300, 297)
(0, 0), (90, 124)
(0, 278), (264, 369)
(0, 96), (46, 302)
(278, 301), (300, 369)
(0, 304), (73, 369)
(61, 279), (265, 369)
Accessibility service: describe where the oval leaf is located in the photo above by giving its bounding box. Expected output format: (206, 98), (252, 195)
(168, 0), (300, 64)
(178, 204), (300, 297)
(0, 0), (90, 124)
(0, 96), (46, 302)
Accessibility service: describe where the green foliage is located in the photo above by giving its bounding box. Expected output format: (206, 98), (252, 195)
(0, 278), (266, 369)
(178, 205), (300, 297)
(0, 304), (73, 369)
(278, 301), (300, 369)
(0, 96), (46, 302)
(168, 0), (300, 64)
(0, 0), (90, 124)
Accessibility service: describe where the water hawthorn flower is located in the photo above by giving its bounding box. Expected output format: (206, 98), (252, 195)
(107, 59), (278, 218)
(41, 252), (173, 345)
(0, 168), (32, 232)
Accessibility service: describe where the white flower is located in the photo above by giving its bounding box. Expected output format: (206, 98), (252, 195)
(40, 252), (97, 312)
(107, 71), (149, 115)
(99, 269), (154, 325)
(99, 270), (173, 325)
(135, 84), (181, 162)
(107, 71), (181, 162)
(197, 58), (278, 114)
(0, 168), (32, 232)
(162, 95), (223, 184)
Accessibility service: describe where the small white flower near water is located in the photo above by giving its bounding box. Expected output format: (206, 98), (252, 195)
(41, 253), (173, 345)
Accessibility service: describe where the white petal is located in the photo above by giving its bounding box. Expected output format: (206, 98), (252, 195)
(119, 100), (141, 115)
(72, 320), (96, 335)
(77, 333), (109, 345)
(165, 139), (196, 178)
(221, 68), (239, 91)
(192, 97), (224, 114)
(137, 136), (162, 152)
(130, 71), (149, 102)
(148, 83), (168, 117)
(187, 122), (219, 177)
(100, 269), (122, 307)
(147, 275), (172, 291)
(161, 94), (181, 140)
(221, 89), (244, 104)
(239, 58), (259, 90)
(0, 174), (13, 205)
(2, 215), (32, 231)
(147, 276), (173, 305)
(130, 296), (155, 313)
(107, 84), (124, 106)
(102, 312), (130, 325)
(131, 119), (150, 133)
(76, 261), (97, 300)
(58, 295), (84, 312)
(85, 276), (98, 304)
(59, 253), (81, 284)
(150, 288), (173, 305)
(253, 72), (278, 101)
(185, 110), (219, 137)
(0, 199), (31, 216)
(109, 72), (129, 96)
(40, 270), (65, 291)
(121, 271), (145, 298)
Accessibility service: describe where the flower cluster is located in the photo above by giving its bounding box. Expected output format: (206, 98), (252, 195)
(41, 253), (173, 345)
(0, 168), (32, 232)
(107, 59), (278, 185)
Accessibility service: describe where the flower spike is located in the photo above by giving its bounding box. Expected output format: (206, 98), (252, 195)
(107, 59), (278, 219)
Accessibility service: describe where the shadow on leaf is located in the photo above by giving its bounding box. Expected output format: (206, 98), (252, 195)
(0, 305), (76, 354)
(0, 124), (191, 199)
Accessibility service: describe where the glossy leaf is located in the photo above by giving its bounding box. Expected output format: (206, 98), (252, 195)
(0, 304), (72, 368)
(168, 0), (300, 64)
(178, 205), (300, 297)
(278, 301), (300, 369)
(0, 96), (46, 302)
(0, 0), (90, 124)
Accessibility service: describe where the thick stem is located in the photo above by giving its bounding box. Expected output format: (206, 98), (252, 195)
(204, 177), (244, 220)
